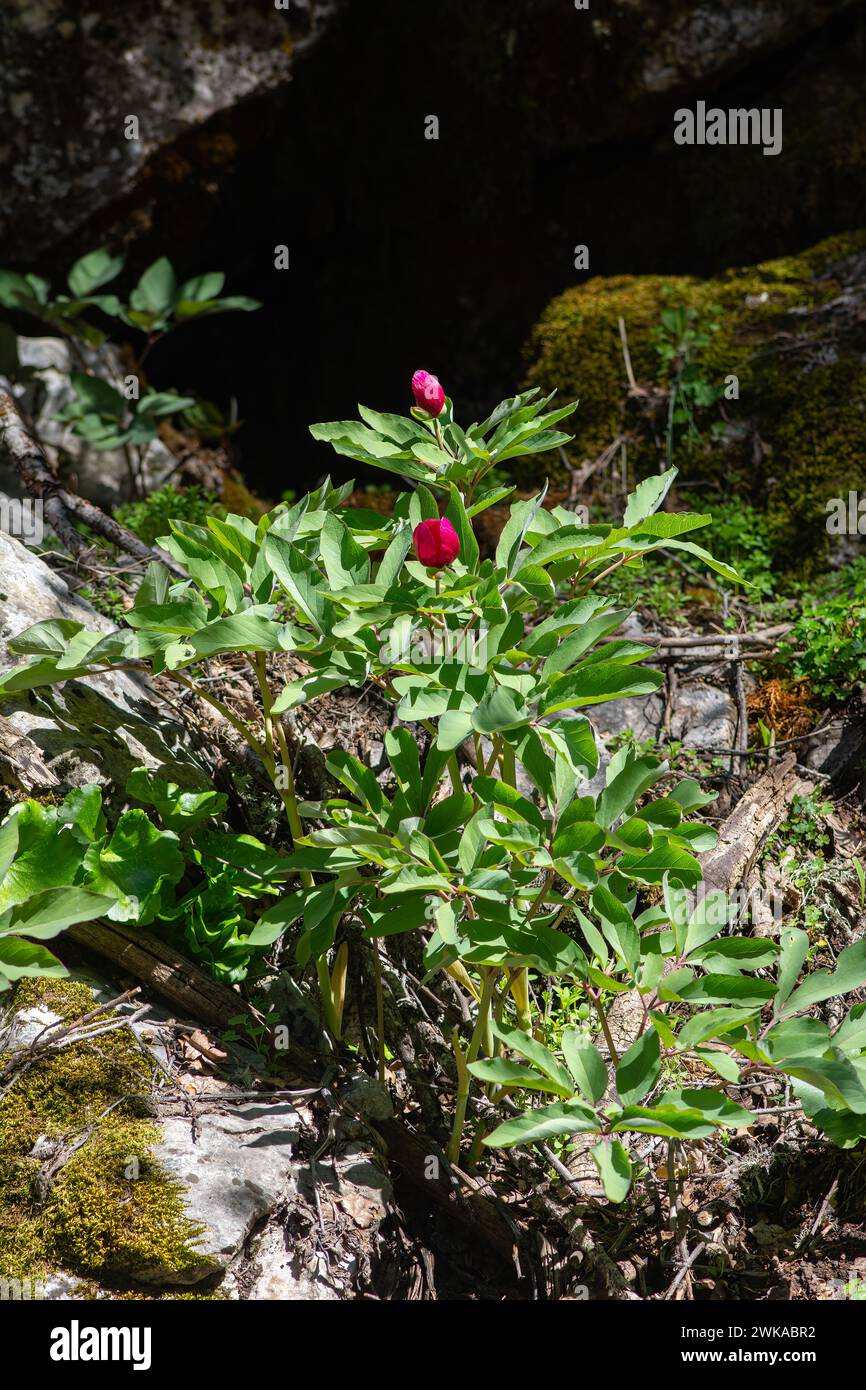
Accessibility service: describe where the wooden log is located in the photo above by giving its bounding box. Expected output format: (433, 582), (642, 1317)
(699, 751), (810, 895)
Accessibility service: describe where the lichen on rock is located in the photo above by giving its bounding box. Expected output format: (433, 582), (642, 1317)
(523, 230), (866, 568)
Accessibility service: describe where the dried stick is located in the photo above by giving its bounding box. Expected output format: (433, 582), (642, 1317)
(0, 389), (184, 573)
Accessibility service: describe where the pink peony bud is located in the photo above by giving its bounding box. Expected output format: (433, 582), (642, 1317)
(413, 517), (460, 569)
(412, 369), (446, 417)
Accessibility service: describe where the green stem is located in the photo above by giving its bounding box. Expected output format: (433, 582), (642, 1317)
(372, 942), (386, 1084)
(448, 968), (496, 1167)
(254, 659), (343, 1041)
(592, 990), (620, 1068)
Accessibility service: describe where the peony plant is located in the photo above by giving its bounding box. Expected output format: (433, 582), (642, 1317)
(2, 374), (866, 1195)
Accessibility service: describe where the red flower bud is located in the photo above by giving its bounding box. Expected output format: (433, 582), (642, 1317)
(413, 517), (460, 569)
(412, 369), (446, 417)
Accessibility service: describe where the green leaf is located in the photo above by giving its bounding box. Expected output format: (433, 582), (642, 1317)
(83, 811), (184, 924)
(691, 937), (779, 970)
(622, 467), (677, 527)
(264, 533), (332, 634)
(0, 938), (68, 984)
(694, 1048), (741, 1083)
(562, 1030), (609, 1103)
(662, 539), (746, 587)
(177, 272), (225, 302)
(67, 247), (125, 297)
(612, 1105), (719, 1139)
(445, 485), (480, 572)
(126, 768), (226, 833)
(597, 755), (663, 828)
(131, 257), (177, 314)
(495, 491), (547, 576)
(682, 890), (731, 956)
(467, 1057), (570, 1096)
(189, 612), (287, 659)
(320, 513), (370, 589)
(70, 371), (125, 417)
(471, 685), (528, 735)
(779, 940), (866, 1018)
(590, 1139), (632, 1203)
(4, 887), (116, 941)
(657, 1087), (752, 1129)
(676, 975), (777, 1007)
(0, 804), (85, 912)
(0, 817), (19, 883)
(539, 661), (663, 714)
(490, 1020), (574, 1094)
(776, 1054), (866, 1114)
(676, 1007), (757, 1050)
(616, 1029), (660, 1106)
(471, 777), (547, 834)
(763, 1017), (831, 1061)
(591, 883), (639, 972)
(483, 1099), (600, 1148)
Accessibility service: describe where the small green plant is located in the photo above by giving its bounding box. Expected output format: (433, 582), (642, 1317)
(115, 484), (223, 548)
(0, 247), (259, 496)
(702, 499), (775, 598)
(652, 300), (723, 466)
(0, 807), (115, 991)
(772, 792), (834, 857)
(0, 774), (297, 990)
(779, 562), (866, 702)
(2, 371), (865, 1196)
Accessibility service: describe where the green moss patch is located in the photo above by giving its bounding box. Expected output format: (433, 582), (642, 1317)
(0, 977), (208, 1290)
(524, 231), (866, 568)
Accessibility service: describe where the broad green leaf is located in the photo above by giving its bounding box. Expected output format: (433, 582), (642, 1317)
(83, 811), (184, 924)
(0, 937), (67, 984)
(126, 768), (226, 832)
(4, 887), (116, 941)
(320, 513), (370, 589)
(483, 1099), (600, 1148)
(467, 1057), (570, 1097)
(562, 1030), (609, 1103)
(779, 940), (866, 1018)
(540, 661), (663, 714)
(676, 1007), (757, 1050)
(0, 804), (85, 912)
(676, 974), (777, 1007)
(682, 890), (731, 956)
(616, 1029), (660, 1106)
(597, 755), (663, 828)
(490, 1020), (574, 1094)
(445, 485), (480, 571)
(590, 1139), (632, 1203)
(775, 927), (809, 1013)
(622, 467), (677, 528)
(68, 247), (125, 297)
(131, 257), (176, 313)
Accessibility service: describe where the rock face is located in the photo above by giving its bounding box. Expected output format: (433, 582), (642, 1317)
(149, 1100), (300, 1284)
(0, 0), (334, 261)
(0, 337), (175, 507)
(524, 231), (866, 567)
(1, 1), (863, 498)
(0, 528), (214, 792)
(0, 0), (853, 265)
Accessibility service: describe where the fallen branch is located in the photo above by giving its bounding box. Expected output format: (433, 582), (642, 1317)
(0, 389), (184, 573)
(699, 751), (811, 895)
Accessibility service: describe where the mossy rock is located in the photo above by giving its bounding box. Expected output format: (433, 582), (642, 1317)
(523, 231), (866, 568)
(0, 977), (211, 1291)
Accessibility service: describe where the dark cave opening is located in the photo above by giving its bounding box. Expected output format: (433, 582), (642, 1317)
(24, 1), (866, 502)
